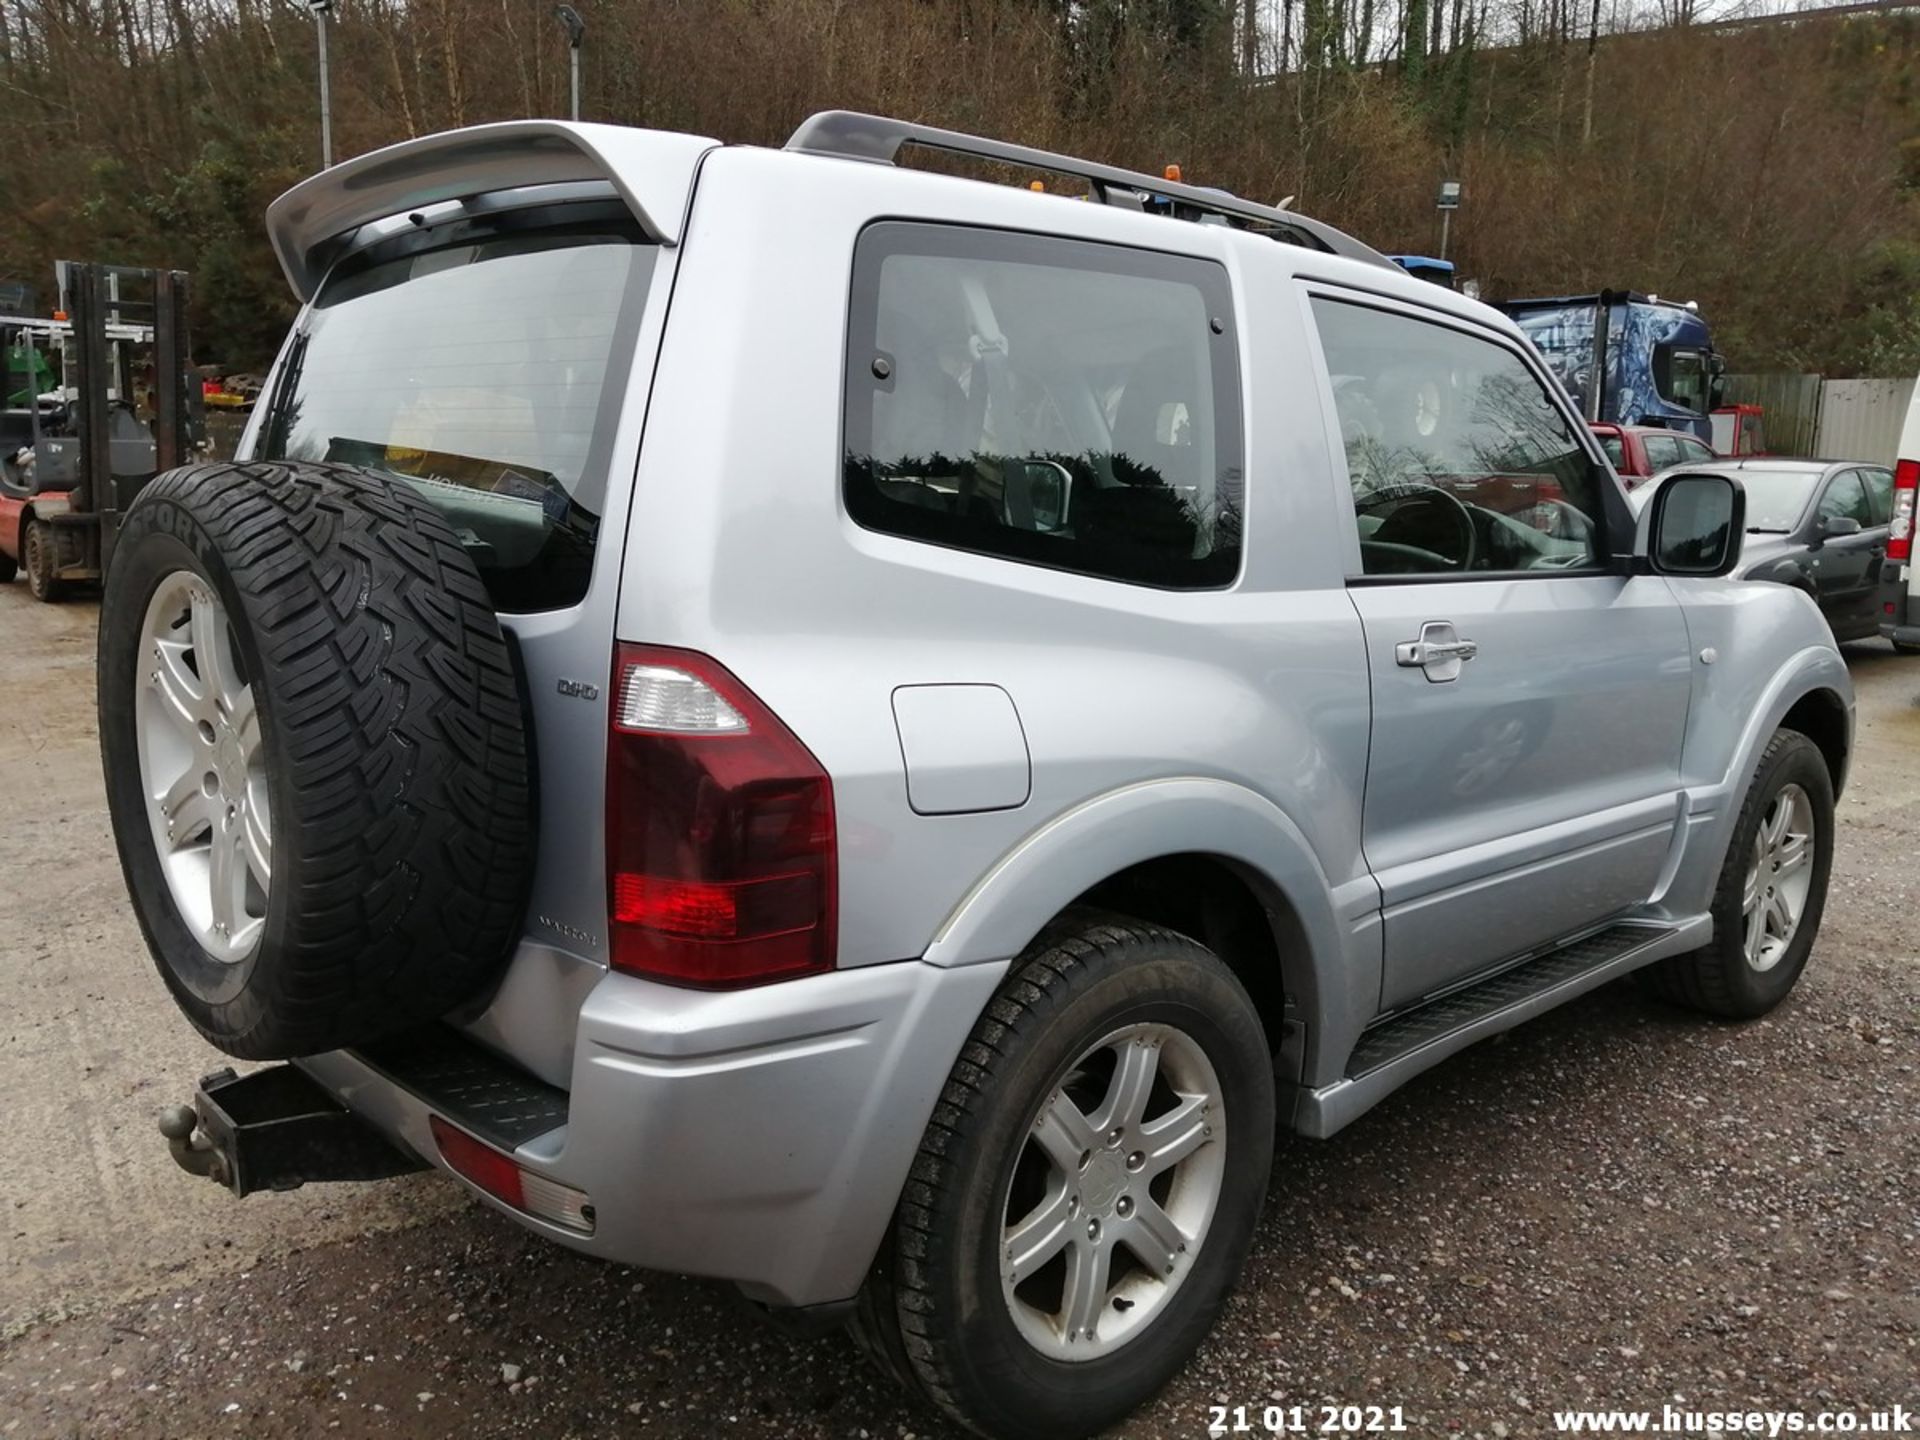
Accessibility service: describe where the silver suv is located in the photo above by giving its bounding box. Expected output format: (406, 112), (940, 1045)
(99, 113), (1852, 1440)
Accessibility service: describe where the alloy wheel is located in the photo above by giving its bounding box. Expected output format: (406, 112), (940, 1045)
(133, 571), (272, 963)
(1742, 782), (1813, 973)
(999, 1023), (1226, 1360)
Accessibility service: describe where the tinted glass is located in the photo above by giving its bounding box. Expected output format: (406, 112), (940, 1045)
(1599, 434), (1626, 468)
(1313, 299), (1605, 576)
(1738, 469), (1823, 531)
(1818, 471), (1873, 527)
(845, 223), (1243, 589)
(1676, 436), (1715, 463)
(259, 216), (654, 611)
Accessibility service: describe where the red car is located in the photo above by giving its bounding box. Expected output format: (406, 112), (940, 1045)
(1591, 422), (1716, 488)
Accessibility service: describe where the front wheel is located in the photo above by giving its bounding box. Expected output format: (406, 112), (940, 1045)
(852, 912), (1275, 1440)
(1640, 728), (1833, 1018)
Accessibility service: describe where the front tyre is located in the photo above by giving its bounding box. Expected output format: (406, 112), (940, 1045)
(854, 912), (1275, 1440)
(1641, 728), (1833, 1019)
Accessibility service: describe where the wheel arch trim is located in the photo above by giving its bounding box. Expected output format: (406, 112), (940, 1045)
(920, 778), (1380, 1086)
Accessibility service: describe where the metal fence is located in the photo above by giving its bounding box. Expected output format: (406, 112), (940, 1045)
(1722, 373), (1913, 464)
(1723, 373), (1823, 456)
(1818, 378), (1916, 467)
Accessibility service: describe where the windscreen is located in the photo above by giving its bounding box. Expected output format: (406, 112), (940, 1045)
(258, 213), (654, 611)
(1736, 469), (1822, 532)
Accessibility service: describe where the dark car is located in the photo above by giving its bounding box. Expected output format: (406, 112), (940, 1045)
(1591, 422), (1717, 487)
(1634, 459), (1895, 640)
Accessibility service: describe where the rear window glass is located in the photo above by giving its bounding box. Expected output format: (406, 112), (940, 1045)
(843, 222), (1244, 589)
(257, 213), (654, 611)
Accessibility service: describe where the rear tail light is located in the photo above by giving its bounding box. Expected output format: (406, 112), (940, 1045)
(429, 1117), (593, 1233)
(605, 644), (836, 988)
(1889, 458), (1918, 563)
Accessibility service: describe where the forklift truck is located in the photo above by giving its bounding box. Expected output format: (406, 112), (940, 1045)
(0, 262), (201, 600)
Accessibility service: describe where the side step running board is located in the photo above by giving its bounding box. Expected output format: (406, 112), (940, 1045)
(1347, 924), (1672, 1077)
(1295, 919), (1698, 1140)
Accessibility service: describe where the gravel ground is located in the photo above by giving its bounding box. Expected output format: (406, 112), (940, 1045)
(1, 581), (1915, 1439)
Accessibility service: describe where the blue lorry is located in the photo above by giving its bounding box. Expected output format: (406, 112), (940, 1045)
(1497, 290), (1726, 443)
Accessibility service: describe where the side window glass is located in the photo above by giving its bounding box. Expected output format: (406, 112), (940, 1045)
(1654, 345), (1709, 415)
(1678, 437), (1715, 464)
(844, 223), (1243, 589)
(1599, 434), (1626, 468)
(1818, 472), (1873, 527)
(1643, 435), (1682, 472)
(1312, 298), (1605, 577)
(1861, 467), (1894, 525)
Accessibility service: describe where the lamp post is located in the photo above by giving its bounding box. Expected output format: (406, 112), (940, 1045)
(305, 0), (334, 169)
(553, 6), (586, 122)
(1435, 178), (1462, 262)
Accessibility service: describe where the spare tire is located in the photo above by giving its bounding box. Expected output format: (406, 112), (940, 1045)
(99, 461), (534, 1059)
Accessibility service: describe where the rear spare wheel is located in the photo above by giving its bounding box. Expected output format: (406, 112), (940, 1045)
(98, 461), (534, 1059)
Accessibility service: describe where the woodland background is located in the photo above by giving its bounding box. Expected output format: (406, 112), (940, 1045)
(0, 0), (1915, 375)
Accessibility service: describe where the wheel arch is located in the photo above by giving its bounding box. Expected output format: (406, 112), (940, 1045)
(920, 778), (1377, 1089)
(1779, 685), (1850, 797)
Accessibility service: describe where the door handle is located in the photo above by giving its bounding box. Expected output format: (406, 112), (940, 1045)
(1395, 621), (1478, 682)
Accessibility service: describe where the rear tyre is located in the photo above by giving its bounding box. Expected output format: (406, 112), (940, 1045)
(1639, 728), (1832, 1019)
(851, 911), (1275, 1440)
(24, 519), (63, 601)
(98, 461), (534, 1059)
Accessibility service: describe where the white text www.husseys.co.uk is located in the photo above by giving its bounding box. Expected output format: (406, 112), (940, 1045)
(1553, 1405), (1914, 1434)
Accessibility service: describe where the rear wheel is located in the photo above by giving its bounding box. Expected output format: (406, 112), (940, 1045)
(23, 519), (63, 601)
(1640, 728), (1833, 1019)
(851, 912), (1275, 1440)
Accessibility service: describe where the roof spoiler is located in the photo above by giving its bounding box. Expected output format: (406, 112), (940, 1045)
(265, 121), (719, 302)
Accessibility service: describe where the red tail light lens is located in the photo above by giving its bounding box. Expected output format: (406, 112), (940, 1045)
(605, 644), (836, 988)
(1888, 458), (1918, 563)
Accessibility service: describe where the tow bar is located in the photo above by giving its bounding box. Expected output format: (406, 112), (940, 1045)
(159, 1064), (424, 1196)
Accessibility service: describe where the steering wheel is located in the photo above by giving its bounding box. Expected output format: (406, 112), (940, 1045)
(1357, 484), (1478, 572)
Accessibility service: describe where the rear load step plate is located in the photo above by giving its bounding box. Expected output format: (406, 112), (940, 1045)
(1347, 923), (1675, 1078)
(353, 1026), (569, 1152)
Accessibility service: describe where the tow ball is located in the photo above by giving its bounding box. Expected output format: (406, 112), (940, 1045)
(157, 1065), (424, 1196)
(159, 1099), (228, 1184)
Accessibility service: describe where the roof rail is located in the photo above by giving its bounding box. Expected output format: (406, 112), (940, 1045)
(784, 110), (1392, 270)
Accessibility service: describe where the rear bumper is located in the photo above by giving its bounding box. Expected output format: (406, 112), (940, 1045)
(1880, 564), (1920, 646)
(296, 957), (1006, 1308)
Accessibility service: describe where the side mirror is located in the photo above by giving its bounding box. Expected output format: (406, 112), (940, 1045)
(1003, 459), (1073, 533)
(1638, 472), (1744, 577)
(1819, 514), (1862, 539)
